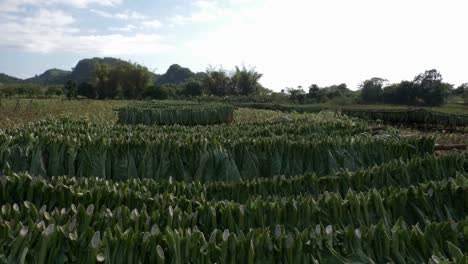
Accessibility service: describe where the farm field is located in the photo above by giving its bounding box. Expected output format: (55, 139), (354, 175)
(0, 99), (467, 263)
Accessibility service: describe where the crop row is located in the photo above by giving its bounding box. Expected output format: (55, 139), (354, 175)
(0, 128), (433, 181)
(117, 103), (234, 125)
(0, 217), (465, 263)
(235, 103), (468, 127)
(342, 108), (468, 127)
(1, 112), (370, 140)
(2, 170), (465, 232)
(12, 152), (466, 203)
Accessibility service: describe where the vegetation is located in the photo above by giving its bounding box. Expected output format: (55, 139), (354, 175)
(342, 108), (468, 127)
(0, 99), (127, 129)
(1, 56), (468, 262)
(0, 73), (22, 84)
(0, 155), (465, 262)
(0, 100), (466, 262)
(2, 57), (467, 112)
(25, 69), (71, 86)
(117, 102), (234, 125)
(154, 64), (197, 86)
(372, 69), (452, 106)
(0, 83), (63, 98)
(0, 113), (434, 181)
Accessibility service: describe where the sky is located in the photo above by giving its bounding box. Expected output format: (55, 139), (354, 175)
(0, 0), (467, 91)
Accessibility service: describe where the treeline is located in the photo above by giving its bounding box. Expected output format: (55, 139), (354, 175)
(61, 64), (268, 100)
(1, 62), (467, 107)
(359, 70), (453, 106)
(0, 83), (63, 98)
(288, 69), (467, 107)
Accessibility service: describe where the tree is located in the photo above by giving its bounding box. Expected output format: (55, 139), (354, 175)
(307, 84), (320, 100)
(463, 93), (468, 105)
(64, 80), (77, 99)
(77, 82), (96, 98)
(91, 62), (153, 99)
(454, 83), (468, 96)
(182, 80), (204, 96)
(360, 77), (387, 103)
(413, 69), (449, 106)
(145, 84), (178, 100)
(45, 86), (63, 97)
(382, 81), (416, 105)
(122, 63), (153, 99)
(287, 86), (306, 103)
(203, 68), (231, 96)
(93, 63), (110, 99)
(231, 66), (263, 95)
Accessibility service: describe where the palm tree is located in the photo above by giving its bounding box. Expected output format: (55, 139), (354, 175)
(202, 68), (231, 96)
(231, 66), (263, 95)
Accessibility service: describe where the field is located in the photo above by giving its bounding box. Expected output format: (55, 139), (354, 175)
(0, 99), (466, 263)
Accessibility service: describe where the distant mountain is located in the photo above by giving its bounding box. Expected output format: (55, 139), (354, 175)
(0, 73), (22, 84)
(155, 64), (196, 85)
(25, 69), (71, 86)
(1, 58), (196, 87)
(70, 57), (129, 84)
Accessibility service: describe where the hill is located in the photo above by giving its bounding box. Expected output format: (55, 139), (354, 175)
(155, 64), (197, 85)
(0, 73), (22, 84)
(70, 57), (129, 84)
(25, 69), (71, 85)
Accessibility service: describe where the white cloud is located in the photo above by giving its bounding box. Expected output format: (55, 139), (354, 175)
(109, 24), (138, 32)
(72, 34), (173, 55)
(185, 0), (468, 90)
(141, 19), (163, 28)
(90, 9), (148, 20)
(0, 9), (173, 55)
(169, 0), (225, 25)
(0, 0), (122, 13)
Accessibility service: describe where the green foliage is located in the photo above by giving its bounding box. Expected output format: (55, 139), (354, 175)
(454, 83), (467, 96)
(64, 80), (77, 99)
(71, 57), (140, 84)
(0, 114), (434, 181)
(0, 83), (63, 98)
(286, 87), (306, 103)
(92, 62), (153, 99)
(117, 102), (234, 125)
(343, 108), (468, 126)
(144, 84), (178, 99)
(181, 80), (204, 96)
(0, 106), (465, 262)
(155, 64), (196, 86)
(25, 69), (71, 86)
(0, 165), (465, 262)
(0, 73), (22, 84)
(305, 83), (355, 104)
(413, 69), (451, 106)
(77, 82), (96, 99)
(360, 77), (386, 103)
(231, 66), (263, 95)
(203, 68), (232, 96)
(44, 86), (63, 97)
(381, 69), (451, 106)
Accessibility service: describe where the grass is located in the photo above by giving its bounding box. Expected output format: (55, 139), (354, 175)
(1, 97), (467, 131)
(0, 98), (129, 128)
(319, 102), (468, 115)
(0, 98), (294, 128)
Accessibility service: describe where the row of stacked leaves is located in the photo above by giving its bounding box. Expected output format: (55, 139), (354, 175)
(0, 152), (466, 263)
(116, 102), (235, 126)
(235, 103), (468, 127)
(0, 114), (435, 182)
(341, 108), (468, 127)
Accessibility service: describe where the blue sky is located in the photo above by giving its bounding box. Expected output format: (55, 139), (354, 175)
(0, 0), (467, 90)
